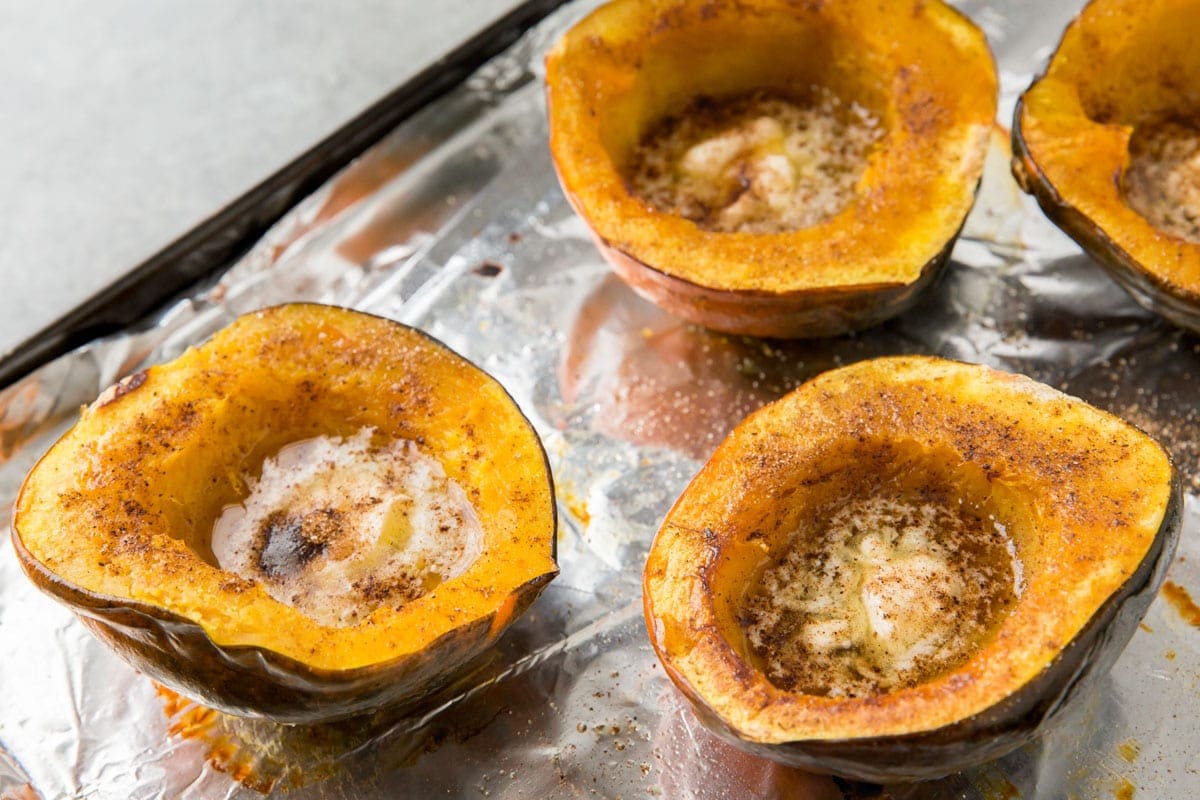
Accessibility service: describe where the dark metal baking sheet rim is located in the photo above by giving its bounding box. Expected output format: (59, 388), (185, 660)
(0, 0), (569, 392)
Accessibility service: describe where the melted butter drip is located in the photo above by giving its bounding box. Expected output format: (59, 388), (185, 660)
(627, 90), (881, 234)
(211, 429), (483, 628)
(742, 495), (1019, 697)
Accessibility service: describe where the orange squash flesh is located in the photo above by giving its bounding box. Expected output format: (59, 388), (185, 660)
(643, 356), (1179, 781)
(1013, 0), (1200, 331)
(13, 304), (558, 722)
(546, 0), (997, 338)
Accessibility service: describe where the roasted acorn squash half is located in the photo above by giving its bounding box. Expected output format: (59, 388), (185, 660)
(643, 356), (1179, 782)
(1013, 0), (1200, 332)
(545, 0), (997, 338)
(13, 304), (558, 723)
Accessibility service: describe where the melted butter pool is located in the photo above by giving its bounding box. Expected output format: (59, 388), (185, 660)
(741, 493), (1020, 698)
(211, 428), (483, 628)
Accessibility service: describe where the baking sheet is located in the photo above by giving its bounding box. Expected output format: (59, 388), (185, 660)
(2, 1), (1199, 797)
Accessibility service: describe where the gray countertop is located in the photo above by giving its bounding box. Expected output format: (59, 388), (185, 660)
(0, 0), (520, 362)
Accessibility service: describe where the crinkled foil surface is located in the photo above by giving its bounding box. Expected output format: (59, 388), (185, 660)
(3, 2), (1200, 797)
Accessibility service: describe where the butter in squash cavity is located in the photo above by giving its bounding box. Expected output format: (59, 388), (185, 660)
(212, 428), (483, 628)
(627, 90), (881, 234)
(741, 491), (1020, 698)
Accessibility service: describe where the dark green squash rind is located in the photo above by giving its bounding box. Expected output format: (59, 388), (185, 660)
(589, 220), (962, 339)
(13, 528), (557, 722)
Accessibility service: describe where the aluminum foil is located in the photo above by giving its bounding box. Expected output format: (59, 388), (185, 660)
(2, 1), (1199, 797)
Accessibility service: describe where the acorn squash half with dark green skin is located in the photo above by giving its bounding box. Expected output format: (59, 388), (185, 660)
(1013, 0), (1200, 333)
(643, 356), (1179, 782)
(13, 304), (558, 723)
(546, 0), (996, 339)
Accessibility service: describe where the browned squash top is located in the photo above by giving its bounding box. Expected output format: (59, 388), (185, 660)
(644, 356), (1174, 742)
(14, 304), (557, 671)
(546, 0), (996, 294)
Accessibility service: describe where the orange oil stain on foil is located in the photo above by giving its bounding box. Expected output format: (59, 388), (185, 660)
(208, 742), (277, 794)
(555, 476), (592, 530)
(1117, 739), (1140, 763)
(980, 775), (1021, 799)
(154, 684), (275, 794)
(563, 489), (591, 528)
(155, 684), (217, 738)
(1162, 581), (1200, 626)
(997, 779), (1021, 799)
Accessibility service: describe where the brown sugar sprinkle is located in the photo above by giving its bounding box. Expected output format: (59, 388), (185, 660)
(626, 89), (880, 234)
(254, 508), (341, 579)
(473, 261), (504, 277)
(351, 570), (428, 605)
(741, 489), (1018, 698)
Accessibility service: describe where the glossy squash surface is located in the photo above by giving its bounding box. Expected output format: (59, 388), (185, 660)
(546, 0), (996, 338)
(643, 356), (1179, 781)
(13, 304), (558, 722)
